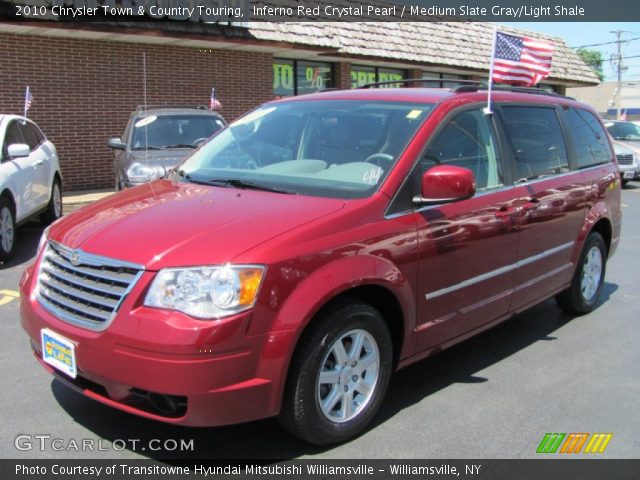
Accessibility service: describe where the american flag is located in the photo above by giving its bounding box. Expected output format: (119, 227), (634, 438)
(209, 87), (222, 111)
(24, 86), (33, 114)
(491, 32), (554, 87)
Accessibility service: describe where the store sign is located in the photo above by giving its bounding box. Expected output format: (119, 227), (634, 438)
(351, 68), (405, 88)
(274, 61), (333, 96)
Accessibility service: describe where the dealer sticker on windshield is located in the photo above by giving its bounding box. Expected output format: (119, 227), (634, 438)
(41, 329), (77, 378)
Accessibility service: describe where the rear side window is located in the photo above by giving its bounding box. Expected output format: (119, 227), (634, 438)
(563, 108), (612, 168)
(501, 106), (569, 181)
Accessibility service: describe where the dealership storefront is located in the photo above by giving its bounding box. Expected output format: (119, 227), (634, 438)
(0, 18), (598, 191)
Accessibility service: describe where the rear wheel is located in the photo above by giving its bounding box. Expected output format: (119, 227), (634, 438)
(40, 177), (62, 225)
(278, 299), (393, 445)
(556, 232), (606, 314)
(0, 197), (16, 262)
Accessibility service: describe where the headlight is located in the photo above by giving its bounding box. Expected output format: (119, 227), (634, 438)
(37, 226), (51, 256)
(125, 162), (165, 183)
(144, 265), (265, 319)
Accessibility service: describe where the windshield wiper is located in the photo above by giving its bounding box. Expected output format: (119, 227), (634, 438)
(163, 143), (196, 149)
(132, 145), (165, 150)
(174, 171), (292, 194)
(206, 178), (293, 194)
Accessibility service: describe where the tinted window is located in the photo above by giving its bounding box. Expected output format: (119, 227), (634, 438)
(19, 122), (38, 150)
(131, 115), (225, 150)
(3, 121), (24, 161)
(501, 107), (569, 181)
(423, 109), (503, 191)
(5, 121), (24, 146)
(605, 121), (640, 141)
(563, 108), (611, 168)
(28, 122), (46, 145)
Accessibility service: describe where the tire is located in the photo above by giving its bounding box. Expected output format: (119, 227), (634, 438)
(278, 299), (393, 445)
(40, 177), (62, 225)
(621, 179), (629, 187)
(0, 197), (16, 262)
(555, 232), (607, 315)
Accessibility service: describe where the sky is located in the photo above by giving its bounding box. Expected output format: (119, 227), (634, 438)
(497, 22), (640, 83)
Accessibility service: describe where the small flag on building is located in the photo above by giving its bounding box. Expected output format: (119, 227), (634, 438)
(210, 87), (222, 111)
(24, 86), (33, 117)
(491, 32), (554, 87)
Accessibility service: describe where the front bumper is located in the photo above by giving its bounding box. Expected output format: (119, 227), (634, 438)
(619, 164), (640, 181)
(19, 265), (296, 427)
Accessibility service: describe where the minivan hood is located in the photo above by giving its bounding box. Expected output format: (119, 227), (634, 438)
(49, 180), (345, 270)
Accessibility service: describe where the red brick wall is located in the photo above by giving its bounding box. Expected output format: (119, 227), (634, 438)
(334, 62), (352, 90)
(0, 32), (274, 191)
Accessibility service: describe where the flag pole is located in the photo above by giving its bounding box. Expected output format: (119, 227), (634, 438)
(484, 27), (497, 115)
(23, 85), (30, 118)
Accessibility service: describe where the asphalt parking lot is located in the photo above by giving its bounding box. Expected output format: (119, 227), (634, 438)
(1, 185), (639, 460)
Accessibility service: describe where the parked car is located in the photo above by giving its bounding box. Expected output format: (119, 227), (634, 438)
(0, 115), (62, 262)
(108, 106), (226, 190)
(20, 85), (621, 445)
(604, 120), (640, 185)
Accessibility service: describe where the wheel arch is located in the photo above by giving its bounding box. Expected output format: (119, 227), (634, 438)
(0, 188), (16, 214)
(261, 255), (415, 415)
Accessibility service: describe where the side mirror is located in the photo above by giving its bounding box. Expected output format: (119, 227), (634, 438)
(413, 165), (476, 206)
(107, 137), (126, 150)
(7, 143), (30, 159)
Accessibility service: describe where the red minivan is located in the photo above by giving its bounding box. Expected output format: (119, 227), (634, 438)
(20, 85), (621, 445)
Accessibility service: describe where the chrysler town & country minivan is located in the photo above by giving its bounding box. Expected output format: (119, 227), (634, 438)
(20, 85), (621, 445)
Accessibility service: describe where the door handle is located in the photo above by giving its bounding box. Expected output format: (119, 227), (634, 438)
(521, 198), (540, 212)
(495, 206), (518, 219)
(34, 160), (44, 167)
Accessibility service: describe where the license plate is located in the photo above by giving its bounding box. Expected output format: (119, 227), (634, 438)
(623, 171), (635, 179)
(41, 329), (77, 378)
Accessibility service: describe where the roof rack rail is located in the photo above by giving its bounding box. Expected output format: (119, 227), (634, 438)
(135, 105), (209, 111)
(357, 78), (488, 89)
(453, 84), (574, 99)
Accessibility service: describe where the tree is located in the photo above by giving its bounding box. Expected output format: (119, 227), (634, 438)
(577, 48), (605, 82)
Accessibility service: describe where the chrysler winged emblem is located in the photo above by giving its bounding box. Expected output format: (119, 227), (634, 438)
(70, 251), (81, 266)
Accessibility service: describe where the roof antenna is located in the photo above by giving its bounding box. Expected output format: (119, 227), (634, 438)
(141, 52), (157, 197)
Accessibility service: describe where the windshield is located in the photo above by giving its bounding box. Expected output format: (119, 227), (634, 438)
(606, 121), (640, 141)
(132, 114), (225, 149)
(173, 100), (434, 198)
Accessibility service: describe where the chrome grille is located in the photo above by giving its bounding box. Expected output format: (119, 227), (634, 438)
(36, 242), (143, 330)
(617, 154), (633, 165)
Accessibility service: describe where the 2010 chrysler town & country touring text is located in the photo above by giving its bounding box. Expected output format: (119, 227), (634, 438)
(20, 85), (621, 445)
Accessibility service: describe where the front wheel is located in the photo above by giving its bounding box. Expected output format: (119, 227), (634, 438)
(278, 299), (393, 445)
(40, 177), (62, 225)
(555, 232), (607, 314)
(0, 197), (16, 262)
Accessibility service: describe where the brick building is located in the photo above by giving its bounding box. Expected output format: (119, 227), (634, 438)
(0, 18), (599, 191)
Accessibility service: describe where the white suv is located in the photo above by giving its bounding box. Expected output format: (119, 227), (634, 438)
(0, 115), (62, 261)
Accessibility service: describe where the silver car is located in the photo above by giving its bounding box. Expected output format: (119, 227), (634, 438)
(108, 106), (226, 190)
(605, 120), (640, 186)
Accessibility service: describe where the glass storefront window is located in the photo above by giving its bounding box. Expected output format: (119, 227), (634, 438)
(421, 72), (468, 88)
(351, 66), (405, 88)
(273, 59), (333, 97)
